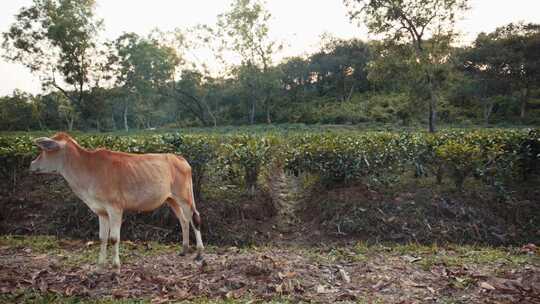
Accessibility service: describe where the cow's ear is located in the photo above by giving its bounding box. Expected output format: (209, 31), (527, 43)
(34, 137), (61, 151)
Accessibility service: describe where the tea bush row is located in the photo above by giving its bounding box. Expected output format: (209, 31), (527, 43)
(1, 129), (538, 194)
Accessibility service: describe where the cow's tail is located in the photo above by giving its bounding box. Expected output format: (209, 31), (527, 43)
(189, 176), (202, 231)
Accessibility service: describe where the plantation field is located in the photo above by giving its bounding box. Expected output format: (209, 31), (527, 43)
(1, 126), (539, 303)
(2, 126), (539, 195)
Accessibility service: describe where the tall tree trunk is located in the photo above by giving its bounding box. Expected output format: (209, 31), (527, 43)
(520, 87), (529, 122)
(68, 116), (74, 131)
(266, 106), (271, 124)
(249, 99), (256, 125)
(346, 84), (355, 102)
(206, 108), (216, 127)
(265, 96), (272, 124)
(484, 99), (494, 126)
(123, 103), (129, 132)
(428, 92), (437, 133)
(342, 74), (347, 102)
(426, 72), (437, 133)
(201, 95), (217, 127)
(111, 111), (116, 130)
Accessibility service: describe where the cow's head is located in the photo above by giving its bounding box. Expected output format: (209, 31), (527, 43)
(30, 134), (70, 174)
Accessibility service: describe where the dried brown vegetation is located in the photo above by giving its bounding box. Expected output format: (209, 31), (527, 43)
(0, 237), (539, 303)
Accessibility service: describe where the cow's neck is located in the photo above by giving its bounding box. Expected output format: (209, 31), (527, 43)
(60, 143), (93, 194)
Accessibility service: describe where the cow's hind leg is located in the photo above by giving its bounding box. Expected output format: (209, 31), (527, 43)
(191, 213), (204, 262)
(179, 200), (204, 262)
(108, 209), (123, 270)
(167, 198), (191, 256)
(97, 213), (110, 268)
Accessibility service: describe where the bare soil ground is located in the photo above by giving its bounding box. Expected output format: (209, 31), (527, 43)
(1, 174), (539, 303)
(0, 236), (539, 303)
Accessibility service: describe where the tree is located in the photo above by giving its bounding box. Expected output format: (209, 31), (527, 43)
(170, 70), (221, 127)
(277, 57), (311, 103)
(455, 44), (509, 124)
(309, 36), (372, 101)
(148, 27), (231, 127)
(111, 33), (179, 131)
(217, 0), (282, 124)
(462, 23), (540, 122)
(34, 92), (67, 130)
(344, 0), (469, 132)
(0, 91), (36, 131)
(2, 0), (103, 130)
(232, 62), (281, 124)
(57, 94), (79, 131)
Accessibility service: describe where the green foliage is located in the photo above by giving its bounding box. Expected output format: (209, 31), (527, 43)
(276, 98), (369, 124)
(285, 132), (401, 185)
(2, 0), (103, 129)
(435, 140), (483, 189)
(462, 22), (540, 121)
(0, 129), (538, 195)
(345, 0), (470, 132)
(0, 91), (38, 131)
(1, 0), (539, 129)
(111, 32), (180, 131)
(344, 0), (469, 44)
(219, 135), (277, 194)
(216, 0), (282, 124)
(217, 0), (277, 69)
(0, 134), (37, 192)
(163, 133), (218, 199)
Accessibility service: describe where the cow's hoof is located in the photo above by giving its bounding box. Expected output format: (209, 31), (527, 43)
(113, 262), (121, 273)
(195, 255), (207, 268)
(179, 246), (194, 256)
(96, 264), (106, 272)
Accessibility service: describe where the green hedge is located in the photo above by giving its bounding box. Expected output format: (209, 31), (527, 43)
(1, 129), (539, 194)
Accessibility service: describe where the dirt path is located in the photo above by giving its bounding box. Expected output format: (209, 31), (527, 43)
(0, 237), (539, 303)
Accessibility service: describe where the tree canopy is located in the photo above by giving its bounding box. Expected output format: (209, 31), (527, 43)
(1, 1), (539, 131)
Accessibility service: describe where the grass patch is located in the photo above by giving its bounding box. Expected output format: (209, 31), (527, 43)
(184, 297), (295, 304)
(0, 292), (295, 304)
(440, 245), (535, 268)
(0, 235), (211, 267)
(297, 242), (537, 272)
(3, 236), (534, 270)
(0, 292), (150, 304)
(0, 235), (61, 253)
(385, 243), (537, 271)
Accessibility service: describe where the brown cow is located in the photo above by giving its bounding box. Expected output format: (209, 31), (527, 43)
(29, 132), (204, 269)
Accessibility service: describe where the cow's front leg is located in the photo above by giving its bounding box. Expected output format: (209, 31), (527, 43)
(108, 209), (123, 270)
(97, 213), (110, 268)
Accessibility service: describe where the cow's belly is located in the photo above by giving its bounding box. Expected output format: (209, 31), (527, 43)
(120, 185), (171, 212)
(126, 199), (167, 212)
(76, 187), (168, 214)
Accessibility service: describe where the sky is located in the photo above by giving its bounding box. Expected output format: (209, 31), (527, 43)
(0, 0), (539, 96)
